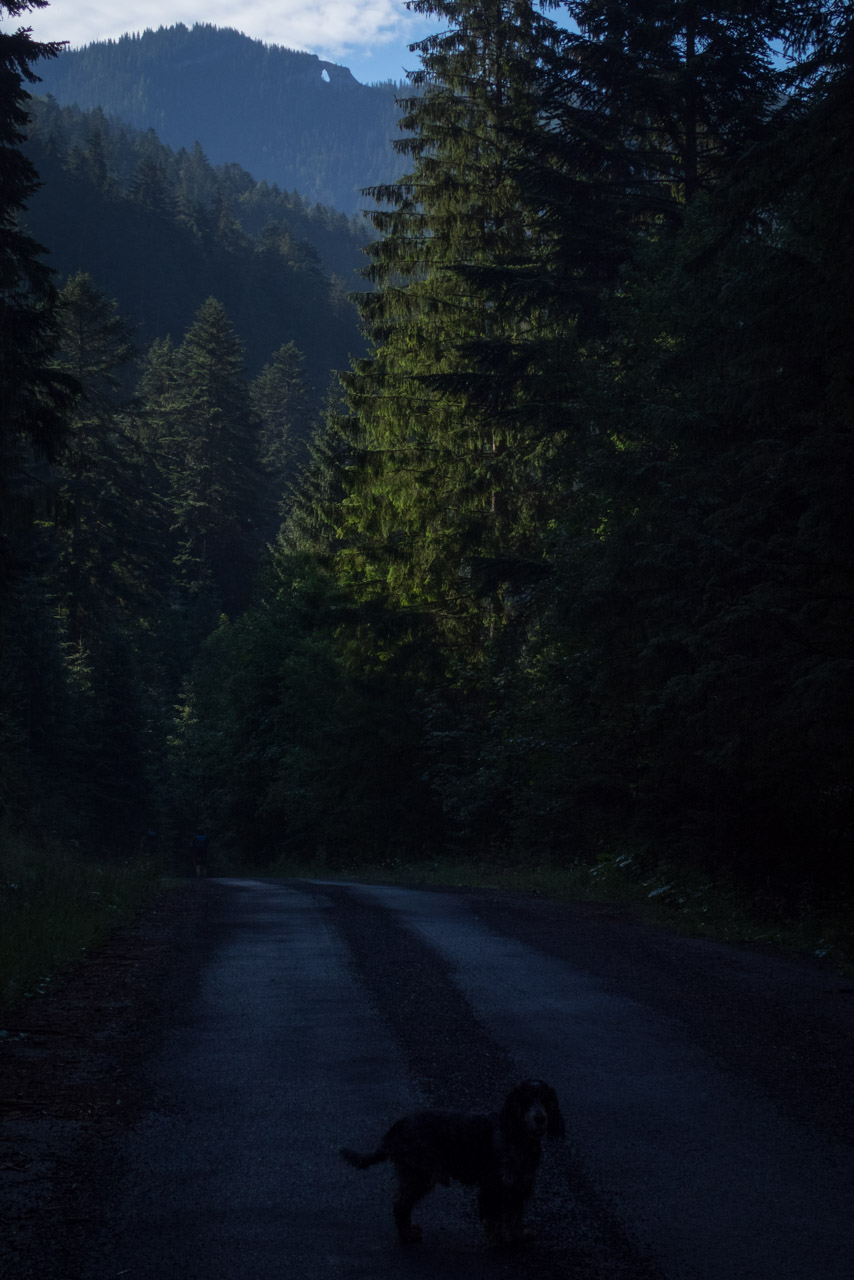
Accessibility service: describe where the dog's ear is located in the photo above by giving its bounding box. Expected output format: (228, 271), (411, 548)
(500, 1083), (529, 1132)
(543, 1084), (565, 1139)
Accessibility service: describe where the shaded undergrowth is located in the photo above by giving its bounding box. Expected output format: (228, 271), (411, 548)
(262, 848), (854, 975)
(0, 830), (163, 1011)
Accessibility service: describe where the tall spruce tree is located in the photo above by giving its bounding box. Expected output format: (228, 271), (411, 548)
(0, 0), (75, 582)
(494, 1), (854, 873)
(135, 335), (178, 448)
(49, 275), (164, 840)
(251, 340), (312, 535)
(560, 0), (793, 213)
(165, 297), (260, 615)
(51, 273), (151, 639)
(581, 22), (854, 881)
(338, 2), (571, 671)
(1, 3), (78, 829)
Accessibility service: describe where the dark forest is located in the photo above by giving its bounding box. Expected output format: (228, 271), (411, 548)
(3, 2), (854, 996)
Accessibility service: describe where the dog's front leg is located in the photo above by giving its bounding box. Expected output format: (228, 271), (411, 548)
(478, 1181), (510, 1246)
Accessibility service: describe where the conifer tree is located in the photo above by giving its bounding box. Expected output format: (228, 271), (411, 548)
(51, 273), (140, 639)
(280, 389), (352, 562)
(131, 154), (175, 217)
(560, 1), (800, 213)
(56, 271), (135, 408)
(1, 3), (80, 829)
(493, 1), (854, 872)
(43, 275), (163, 840)
(251, 340), (312, 533)
(165, 297), (260, 614)
(0, 0), (75, 581)
(135, 335), (178, 447)
(579, 28), (854, 880)
(338, 2), (571, 668)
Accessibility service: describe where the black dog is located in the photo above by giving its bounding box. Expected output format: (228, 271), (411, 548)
(340, 1079), (564, 1245)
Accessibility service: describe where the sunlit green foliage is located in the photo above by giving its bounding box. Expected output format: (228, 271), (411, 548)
(242, 0), (853, 885)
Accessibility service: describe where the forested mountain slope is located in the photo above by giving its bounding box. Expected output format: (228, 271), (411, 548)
(1, 51), (371, 852)
(34, 23), (407, 214)
(23, 97), (366, 389)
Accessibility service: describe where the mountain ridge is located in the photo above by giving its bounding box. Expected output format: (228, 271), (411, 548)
(34, 23), (409, 214)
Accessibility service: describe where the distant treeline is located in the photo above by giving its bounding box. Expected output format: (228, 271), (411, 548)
(2, 273), (315, 846)
(24, 96), (368, 390)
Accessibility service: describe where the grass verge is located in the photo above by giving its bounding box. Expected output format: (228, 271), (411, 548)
(0, 829), (164, 1011)
(262, 848), (854, 975)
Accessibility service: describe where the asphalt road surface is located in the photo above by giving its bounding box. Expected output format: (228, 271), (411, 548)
(68, 879), (854, 1278)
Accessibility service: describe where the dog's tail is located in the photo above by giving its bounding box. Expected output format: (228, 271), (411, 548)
(340, 1145), (388, 1170)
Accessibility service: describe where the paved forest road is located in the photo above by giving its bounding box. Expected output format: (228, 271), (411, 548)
(50, 880), (854, 1278)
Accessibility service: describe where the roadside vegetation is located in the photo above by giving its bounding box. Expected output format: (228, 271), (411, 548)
(0, 831), (163, 1011)
(3, 830), (850, 1019)
(262, 848), (854, 977)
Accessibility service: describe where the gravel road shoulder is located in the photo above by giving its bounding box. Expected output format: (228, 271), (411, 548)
(0, 880), (210, 1279)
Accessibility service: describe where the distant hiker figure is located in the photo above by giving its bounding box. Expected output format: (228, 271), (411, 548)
(139, 827), (158, 858)
(192, 832), (209, 877)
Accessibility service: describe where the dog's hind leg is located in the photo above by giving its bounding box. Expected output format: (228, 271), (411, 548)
(478, 1181), (520, 1247)
(393, 1168), (436, 1244)
(504, 1206), (535, 1245)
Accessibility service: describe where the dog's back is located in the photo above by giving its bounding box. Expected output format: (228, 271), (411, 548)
(341, 1108), (495, 1184)
(384, 1109), (495, 1185)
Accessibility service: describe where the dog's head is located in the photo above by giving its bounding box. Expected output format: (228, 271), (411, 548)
(501, 1079), (565, 1142)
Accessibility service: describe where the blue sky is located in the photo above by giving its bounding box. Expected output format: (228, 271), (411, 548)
(25, 0), (437, 84)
